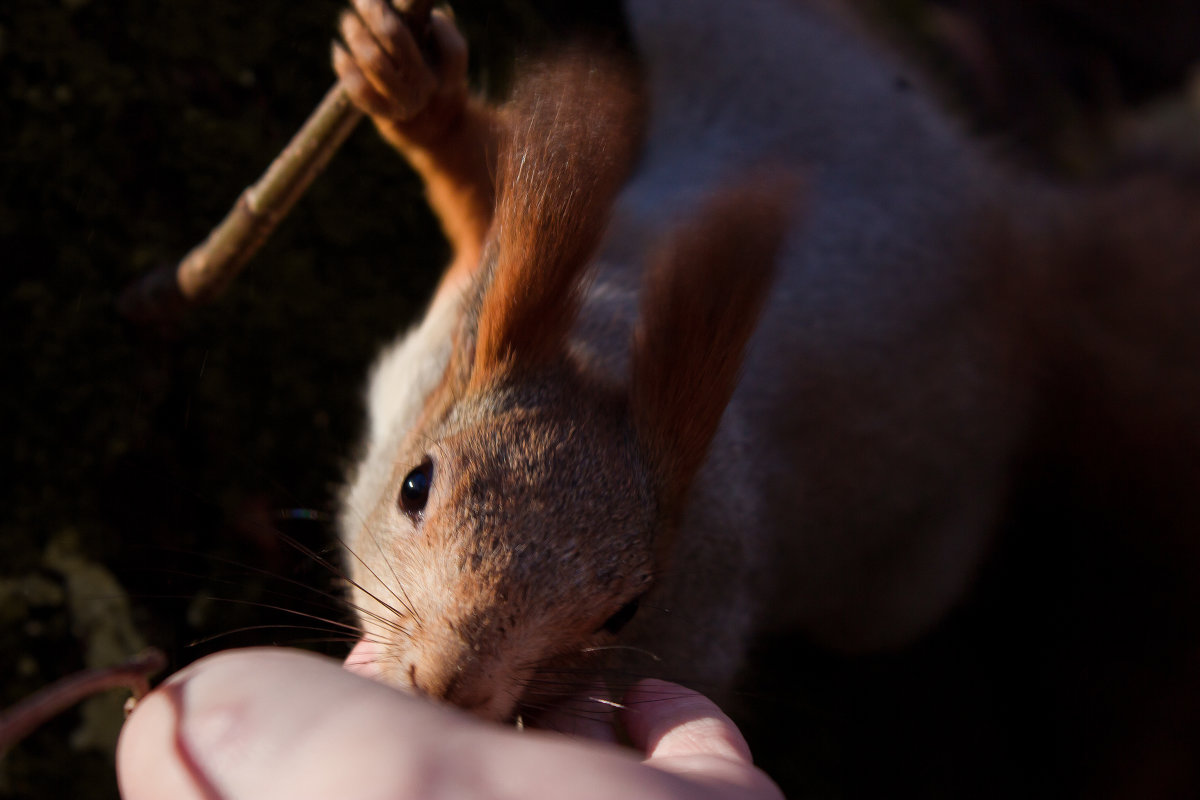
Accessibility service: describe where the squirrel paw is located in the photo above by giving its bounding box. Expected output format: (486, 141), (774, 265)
(333, 0), (468, 140)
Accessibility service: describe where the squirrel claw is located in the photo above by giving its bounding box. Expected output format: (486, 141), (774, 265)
(335, 1), (468, 136)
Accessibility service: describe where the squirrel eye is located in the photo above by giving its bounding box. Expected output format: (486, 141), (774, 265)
(399, 460), (433, 516)
(599, 597), (641, 635)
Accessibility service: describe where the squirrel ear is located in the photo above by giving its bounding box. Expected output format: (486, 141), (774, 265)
(631, 175), (801, 514)
(471, 49), (644, 385)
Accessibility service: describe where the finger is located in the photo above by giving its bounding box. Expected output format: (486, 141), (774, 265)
(117, 648), (469, 800)
(333, 40), (393, 119)
(117, 648), (694, 800)
(345, 2), (436, 116)
(117, 649), (779, 800)
(340, 10), (409, 105)
(354, 0), (408, 60)
(621, 680), (783, 799)
(622, 679), (753, 764)
(428, 9), (469, 89)
(117, 680), (210, 800)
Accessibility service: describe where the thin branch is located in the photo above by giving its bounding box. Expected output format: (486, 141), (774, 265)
(0, 648), (167, 755)
(119, 0), (437, 322)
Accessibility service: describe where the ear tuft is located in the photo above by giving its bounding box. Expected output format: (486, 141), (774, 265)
(472, 47), (645, 384)
(631, 174), (802, 514)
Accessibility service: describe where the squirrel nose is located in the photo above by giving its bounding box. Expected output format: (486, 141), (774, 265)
(343, 638), (386, 679)
(408, 647), (496, 714)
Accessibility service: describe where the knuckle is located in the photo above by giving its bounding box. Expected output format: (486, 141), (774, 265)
(341, 74), (377, 110)
(365, 0), (407, 48)
(340, 69), (370, 100)
(361, 47), (392, 78)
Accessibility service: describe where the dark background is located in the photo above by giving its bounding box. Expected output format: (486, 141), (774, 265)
(3, 1), (1199, 798)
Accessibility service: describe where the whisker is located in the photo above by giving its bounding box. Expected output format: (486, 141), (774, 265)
(138, 558), (347, 619)
(515, 697), (620, 724)
(238, 516), (424, 643)
(277, 636), (371, 647)
(165, 594), (376, 639)
(271, 520), (422, 626)
(188, 624), (378, 648)
(143, 552), (415, 644)
(583, 695), (626, 710)
(578, 644), (662, 661)
(339, 540), (422, 625)
(336, 503), (426, 630)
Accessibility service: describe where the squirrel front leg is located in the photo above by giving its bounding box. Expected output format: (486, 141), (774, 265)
(333, 0), (499, 295)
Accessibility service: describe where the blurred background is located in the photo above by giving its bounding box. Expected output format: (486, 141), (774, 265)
(3, 1), (1199, 798)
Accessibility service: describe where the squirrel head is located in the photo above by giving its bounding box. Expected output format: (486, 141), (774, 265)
(343, 47), (798, 721)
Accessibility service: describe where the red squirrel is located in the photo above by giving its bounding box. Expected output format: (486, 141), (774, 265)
(330, 0), (1200, 790)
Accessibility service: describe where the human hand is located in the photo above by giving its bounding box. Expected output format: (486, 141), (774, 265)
(117, 648), (782, 800)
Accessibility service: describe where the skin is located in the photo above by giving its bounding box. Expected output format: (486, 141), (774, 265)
(116, 648), (783, 800)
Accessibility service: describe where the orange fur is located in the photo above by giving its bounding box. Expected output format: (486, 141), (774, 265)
(336, 4), (1200, 790)
(631, 176), (801, 518)
(337, 35), (797, 721)
(472, 50), (644, 384)
(334, 9), (499, 291)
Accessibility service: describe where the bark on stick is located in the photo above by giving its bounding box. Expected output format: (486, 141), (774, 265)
(119, 0), (436, 321)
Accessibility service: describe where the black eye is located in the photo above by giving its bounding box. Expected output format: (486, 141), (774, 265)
(599, 597), (640, 635)
(399, 460), (433, 516)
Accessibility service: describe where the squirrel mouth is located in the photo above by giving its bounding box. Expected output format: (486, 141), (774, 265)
(508, 675), (623, 739)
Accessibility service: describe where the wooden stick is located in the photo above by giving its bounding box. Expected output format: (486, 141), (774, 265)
(0, 648), (167, 755)
(119, 0), (436, 321)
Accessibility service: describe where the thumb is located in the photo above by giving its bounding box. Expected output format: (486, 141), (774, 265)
(622, 679), (783, 800)
(117, 647), (466, 800)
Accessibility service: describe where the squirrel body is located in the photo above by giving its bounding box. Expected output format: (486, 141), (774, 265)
(334, 1), (1200, 771)
(337, 0), (1025, 718)
(608, 0), (1029, 652)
